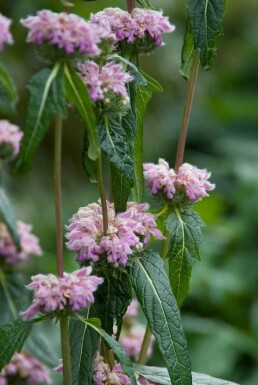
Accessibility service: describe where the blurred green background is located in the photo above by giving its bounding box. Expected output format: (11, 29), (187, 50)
(1, 0), (258, 384)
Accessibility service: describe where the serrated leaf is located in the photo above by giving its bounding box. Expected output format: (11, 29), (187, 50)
(180, 18), (195, 80)
(0, 63), (18, 116)
(130, 250), (192, 385)
(64, 63), (100, 161)
(69, 310), (100, 385)
(0, 318), (33, 370)
(0, 187), (20, 249)
(111, 163), (131, 213)
(133, 71), (163, 202)
(187, 0), (226, 70)
(14, 62), (66, 174)
(134, 365), (240, 385)
(166, 207), (205, 307)
(98, 116), (134, 185)
(82, 318), (137, 385)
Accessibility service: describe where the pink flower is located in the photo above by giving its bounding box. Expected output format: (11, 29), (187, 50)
(90, 7), (175, 53)
(0, 13), (13, 51)
(0, 352), (51, 385)
(125, 299), (138, 318)
(66, 201), (164, 268)
(21, 10), (112, 57)
(93, 354), (131, 385)
(20, 267), (103, 320)
(120, 325), (153, 360)
(144, 159), (215, 202)
(0, 221), (42, 266)
(0, 120), (23, 160)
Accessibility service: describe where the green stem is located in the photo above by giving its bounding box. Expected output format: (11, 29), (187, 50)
(96, 133), (108, 234)
(0, 268), (17, 318)
(174, 51), (200, 172)
(54, 115), (64, 278)
(160, 229), (171, 260)
(60, 317), (73, 385)
(101, 338), (115, 369)
(137, 325), (152, 365)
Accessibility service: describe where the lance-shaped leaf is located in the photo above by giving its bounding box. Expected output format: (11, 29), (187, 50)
(81, 318), (137, 385)
(130, 250), (192, 385)
(0, 318), (33, 370)
(180, 18), (195, 80)
(69, 311), (100, 385)
(111, 164), (131, 213)
(133, 71), (163, 202)
(64, 63), (100, 161)
(187, 0), (226, 70)
(14, 62), (66, 174)
(166, 207), (205, 307)
(0, 187), (20, 249)
(134, 365), (240, 385)
(0, 63), (18, 116)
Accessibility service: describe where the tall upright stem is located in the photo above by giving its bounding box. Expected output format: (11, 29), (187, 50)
(96, 153), (108, 234)
(54, 115), (64, 278)
(127, 0), (136, 13)
(174, 51), (200, 172)
(54, 116), (72, 385)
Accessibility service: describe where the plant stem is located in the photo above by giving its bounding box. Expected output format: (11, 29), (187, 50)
(54, 115), (64, 278)
(60, 316), (73, 385)
(137, 325), (152, 365)
(101, 338), (115, 369)
(127, 0), (136, 13)
(0, 268), (17, 318)
(96, 152), (108, 234)
(160, 229), (171, 260)
(174, 51), (200, 172)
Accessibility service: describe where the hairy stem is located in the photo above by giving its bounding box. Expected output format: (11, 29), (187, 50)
(175, 51), (200, 172)
(137, 325), (152, 365)
(96, 152), (108, 234)
(127, 0), (136, 13)
(60, 317), (73, 385)
(54, 115), (64, 278)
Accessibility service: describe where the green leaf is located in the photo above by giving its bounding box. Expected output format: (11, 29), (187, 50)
(64, 63), (100, 161)
(134, 365), (240, 385)
(14, 62), (66, 174)
(166, 207), (205, 307)
(111, 164), (131, 213)
(69, 311), (100, 385)
(187, 0), (226, 69)
(133, 71), (163, 202)
(0, 187), (20, 249)
(0, 63), (18, 116)
(0, 318), (33, 370)
(82, 318), (137, 385)
(98, 116), (134, 185)
(26, 327), (59, 368)
(180, 18), (195, 80)
(130, 250), (192, 385)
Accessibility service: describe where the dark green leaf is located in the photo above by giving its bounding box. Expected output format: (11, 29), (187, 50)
(133, 71), (163, 202)
(64, 63), (100, 161)
(70, 311), (100, 385)
(134, 365), (239, 385)
(166, 208), (205, 307)
(0, 318), (33, 370)
(0, 187), (20, 248)
(111, 164), (131, 213)
(180, 18), (195, 80)
(83, 318), (137, 385)
(82, 129), (97, 183)
(14, 62), (66, 174)
(0, 63), (18, 116)
(187, 0), (226, 69)
(130, 250), (192, 385)
(98, 116), (134, 185)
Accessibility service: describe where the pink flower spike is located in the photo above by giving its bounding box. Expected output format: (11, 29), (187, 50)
(0, 14), (13, 51)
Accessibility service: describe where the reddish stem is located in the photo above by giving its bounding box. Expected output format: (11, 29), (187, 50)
(127, 0), (136, 13)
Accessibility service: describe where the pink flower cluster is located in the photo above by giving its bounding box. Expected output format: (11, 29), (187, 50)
(0, 13), (13, 51)
(0, 120), (23, 160)
(0, 352), (51, 385)
(79, 61), (133, 106)
(66, 201), (164, 268)
(21, 10), (112, 56)
(91, 7), (175, 52)
(21, 267), (103, 320)
(93, 354), (130, 385)
(0, 221), (42, 266)
(144, 159), (215, 202)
